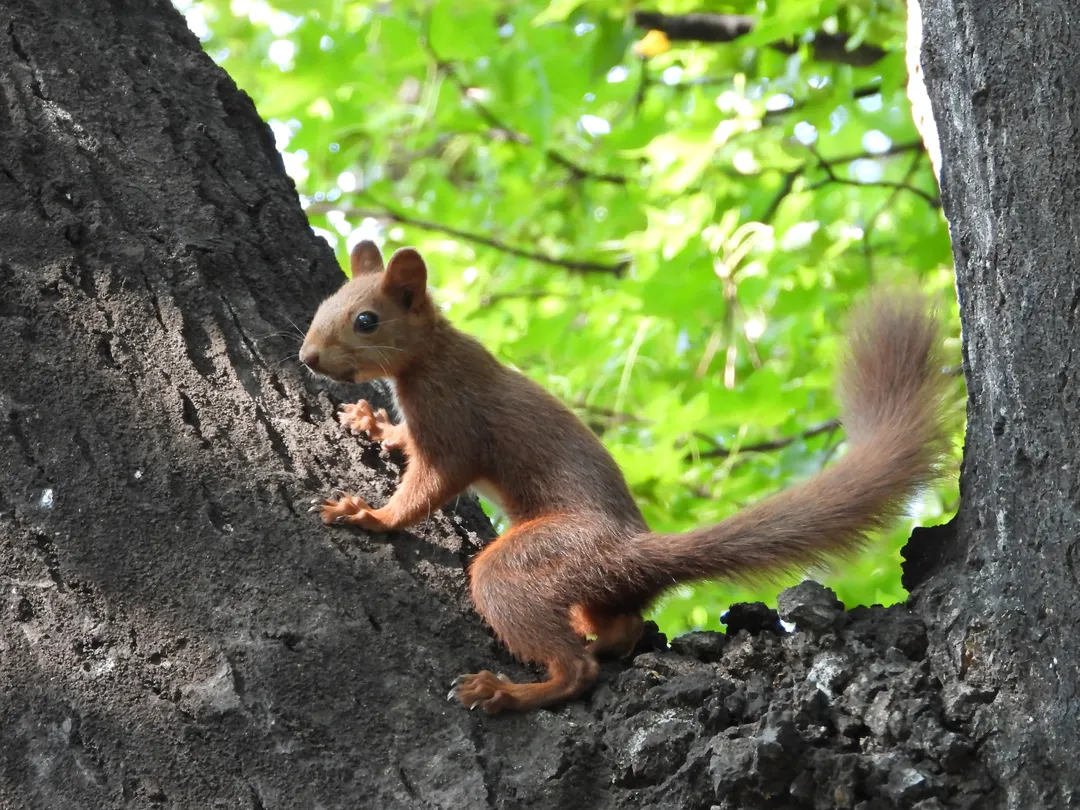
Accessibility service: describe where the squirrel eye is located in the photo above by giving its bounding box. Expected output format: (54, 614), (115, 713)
(353, 310), (379, 334)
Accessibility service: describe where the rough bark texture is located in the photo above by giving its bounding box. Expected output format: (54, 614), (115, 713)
(905, 2), (1080, 808)
(0, 0), (1028, 808)
(0, 1), (496, 806)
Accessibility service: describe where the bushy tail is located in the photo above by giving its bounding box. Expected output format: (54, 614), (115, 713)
(630, 291), (952, 598)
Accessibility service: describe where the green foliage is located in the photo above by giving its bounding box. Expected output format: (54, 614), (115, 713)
(179, 0), (963, 635)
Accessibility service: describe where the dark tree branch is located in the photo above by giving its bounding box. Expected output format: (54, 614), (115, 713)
(761, 83), (897, 122)
(757, 141), (937, 222)
(664, 75), (884, 106)
(478, 289), (577, 307)
(661, 138), (925, 211)
(631, 59), (652, 119)
(827, 140), (926, 165)
(771, 34), (887, 68)
(634, 11), (888, 67)
(805, 174), (940, 206)
(853, 83), (887, 99)
(546, 147), (629, 185)
(690, 419), (842, 461)
(760, 169), (801, 223)
(805, 143), (940, 207)
(581, 405), (845, 464)
(576, 404), (649, 426)
(306, 202), (629, 276)
(578, 405), (842, 464)
(635, 11), (756, 43)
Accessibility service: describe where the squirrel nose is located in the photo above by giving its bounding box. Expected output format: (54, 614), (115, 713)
(299, 347), (320, 370)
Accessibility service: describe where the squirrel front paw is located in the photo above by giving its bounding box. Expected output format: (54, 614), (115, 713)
(310, 491), (386, 530)
(338, 400), (405, 450)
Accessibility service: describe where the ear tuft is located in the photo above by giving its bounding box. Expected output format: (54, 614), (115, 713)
(383, 248), (428, 310)
(350, 240), (385, 276)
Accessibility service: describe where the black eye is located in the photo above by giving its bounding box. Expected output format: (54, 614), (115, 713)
(353, 311), (379, 334)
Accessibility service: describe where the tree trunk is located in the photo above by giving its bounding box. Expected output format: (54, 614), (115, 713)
(0, 0), (1053, 808)
(0, 0), (501, 806)
(905, 1), (1080, 807)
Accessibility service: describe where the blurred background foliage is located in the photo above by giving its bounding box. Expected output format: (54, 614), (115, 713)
(177, 0), (964, 636)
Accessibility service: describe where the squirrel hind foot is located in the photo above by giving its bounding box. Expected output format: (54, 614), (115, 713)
(449, 655), (600, 714)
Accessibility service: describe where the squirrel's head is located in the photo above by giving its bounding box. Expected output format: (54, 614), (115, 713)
(299, 241), (435, 383)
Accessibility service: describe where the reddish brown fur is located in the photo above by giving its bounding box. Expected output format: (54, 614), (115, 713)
(301, 243), (951, 714)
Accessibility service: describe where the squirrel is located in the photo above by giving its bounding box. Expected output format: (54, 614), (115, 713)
(299, 240), (950, 715)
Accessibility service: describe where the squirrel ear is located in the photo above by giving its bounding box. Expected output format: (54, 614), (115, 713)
(349, 240), (385, 276)
(383, 248), (428, 310)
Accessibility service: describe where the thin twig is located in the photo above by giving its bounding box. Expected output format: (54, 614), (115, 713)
(576, 403), (648, 426)
(805, 175), (940, 207)
(632, 59), (651, 116)
(760, 168), (802, 223)
(754, 140), (930, 222)
(678, 140), (925, 215)
(761, 82), (893, 120)
(690, 418), (841, 460)
(306, 201), (629, 276)
(477, 290), (576, 307)
(805, 142), (940, 207)
(825, 140), (925, 165)
(817, 423), (844, 469)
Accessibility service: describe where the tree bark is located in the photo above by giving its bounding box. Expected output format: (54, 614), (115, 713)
(905, 1), (1080, 807)
(0, 1), (502, 806)
(0, 0), (1051, 808)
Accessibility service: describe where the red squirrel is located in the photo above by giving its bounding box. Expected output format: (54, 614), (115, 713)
(299, 241), (950, 714)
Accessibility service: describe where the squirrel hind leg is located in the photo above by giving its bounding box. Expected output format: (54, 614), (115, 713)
(457, 580), (599, 714)
(459, 521), (607, 713)
(451, 654), (599, 715)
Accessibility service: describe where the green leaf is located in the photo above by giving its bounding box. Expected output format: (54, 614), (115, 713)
(428, 0), (500, 60)
(531, 0), (585, 26)
(589, 17), (631, 79)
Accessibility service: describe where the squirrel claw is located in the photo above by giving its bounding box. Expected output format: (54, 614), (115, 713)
(449, 671), (515, 714)
(315, 491), (377, 527)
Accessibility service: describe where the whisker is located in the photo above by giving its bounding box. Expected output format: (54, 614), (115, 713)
(282, 314), (307, 339)
(270, 354), (301, 370)
(359, 344), (407, 353)
(253, 331), (303, 345)
(368, 316), (408, 328)
(373, 349), (391, 378)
